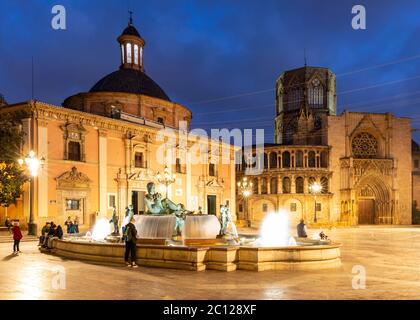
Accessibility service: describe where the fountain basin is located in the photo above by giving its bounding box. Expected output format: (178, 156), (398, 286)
(48, 239), (341, 272)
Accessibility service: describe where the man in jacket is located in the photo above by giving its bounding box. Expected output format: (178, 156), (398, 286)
(124, 217), (138, 268)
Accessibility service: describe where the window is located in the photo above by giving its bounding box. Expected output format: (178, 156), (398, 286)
(121, 45), (125, 63)
(239, 204), (243, 212)
(134, 44), (139, 65)
(309, 79), (323, 108)
(316, 203), (322, 211)
(68, 141), (81, 161)
(108, 194), (116, 208)
(282, 177), (291, 194)
(295, 177), (304, 193)
(252, 178), (258, 194)
(134, 152), (144, 168)
(261, 178), (267, 194)
(176, 158), (182, 173)
(157, 117), (164, 125)
(352, 132), (378, 158)
(66, 199), (80, 210)
(308, 151), (316, 168)
(295, 150), (303, 167)
(209, 163), (216, 176)
(282, 151), (291, 168)
(321, 177), (329, 193)
(262, 204), (268, 212)
(270, 177), (277, 194)
(320, 151), (328, 168)
(270, 152), (277, 168)
(290, 203), (297, 212)
(126, 43), (132, 63)
(415, 159), (419, 168)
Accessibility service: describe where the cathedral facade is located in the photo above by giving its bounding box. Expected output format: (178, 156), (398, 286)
(0, 20), (236, 232)
(237, 66), (412, 226)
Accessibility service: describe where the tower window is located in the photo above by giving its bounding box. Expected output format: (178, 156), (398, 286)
(126, 43), (132, 63)
(134, 44), (139, 65)
(352, 132), (378, 158)
(68, 141), (81, 161)
(121, 45), (125, 64)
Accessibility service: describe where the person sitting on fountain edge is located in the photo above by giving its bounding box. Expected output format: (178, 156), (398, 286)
(297, 219), (308, 238)
(123, 217), (138, 268)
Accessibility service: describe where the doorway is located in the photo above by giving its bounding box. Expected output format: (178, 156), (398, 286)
(358, 199), (375, 224)
(207, 195), (217, 215)
(131, 191), (145, 215)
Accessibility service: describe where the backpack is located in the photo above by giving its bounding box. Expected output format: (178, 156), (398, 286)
(123, 225), (131, 242)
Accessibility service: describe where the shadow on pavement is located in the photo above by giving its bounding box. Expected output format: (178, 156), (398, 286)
(2, 253), (18, 261)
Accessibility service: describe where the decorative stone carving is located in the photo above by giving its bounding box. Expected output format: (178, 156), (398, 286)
(56, 167), (91, 189)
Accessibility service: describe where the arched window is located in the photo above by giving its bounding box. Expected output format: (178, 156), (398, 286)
(121, 45), (125, 64)
(352, 132), (378, 158)
(252, 178), (258, 195)
(264, 153), (269, 170)
(135, 152), (144, 168)
(270, 152), (277, 169)
(320, 151), (328, 168)
(295, 177), (304, 193)
(309, 78), (323, 107)
(308, 177), (316, 191)
(270, 177), (278, 194)
(134, 44), (139, 65)
(308, 151), (316, 168)
(282, 151), (290, 168)
(321, 177), (329, 193)
(261, 178), (268, 194)
(282, 177), (291, 194)
(126, 43), (132, 63)
(295, 150), (303, 167)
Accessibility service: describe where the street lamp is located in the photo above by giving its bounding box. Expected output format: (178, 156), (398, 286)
(18, 151), (45, 236)
(309, 181), (322, 223)
(237, 176), (253, 225)
(156, 165), (176, 199)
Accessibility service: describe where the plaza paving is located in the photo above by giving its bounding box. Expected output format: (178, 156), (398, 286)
(1, 226), (420, 300)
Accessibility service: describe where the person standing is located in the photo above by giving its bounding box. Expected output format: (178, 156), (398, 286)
(64, 216), (73, 233)
(124, 217), (138, 268)
(297, 219), (308, 238)
(5, 217), (12, 233)
(74, 216), (79, 233)
(11, 222), (23, 254)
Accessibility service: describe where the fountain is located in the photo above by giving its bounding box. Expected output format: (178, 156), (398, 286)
(45, 182), (341, 272)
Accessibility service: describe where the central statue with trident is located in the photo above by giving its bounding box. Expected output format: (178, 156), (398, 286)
(144, 182), (192, 236)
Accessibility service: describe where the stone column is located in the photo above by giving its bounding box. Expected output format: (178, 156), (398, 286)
(99, 130), (108, 217)
(37, 119), (48, 218)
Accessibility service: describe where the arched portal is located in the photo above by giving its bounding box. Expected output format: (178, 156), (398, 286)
(356, 175), (391, 224)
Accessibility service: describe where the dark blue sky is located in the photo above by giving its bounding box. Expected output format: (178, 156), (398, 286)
(1, 0), (420, 142)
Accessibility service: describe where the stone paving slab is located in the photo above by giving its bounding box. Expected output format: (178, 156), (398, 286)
(1, 226), (420, 299)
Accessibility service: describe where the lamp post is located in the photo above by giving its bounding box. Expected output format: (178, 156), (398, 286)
(309, 181), (322, 223)
(156, 165), (176, 199)
(237, 176), (253, 226)
(18, 151), (45, 236)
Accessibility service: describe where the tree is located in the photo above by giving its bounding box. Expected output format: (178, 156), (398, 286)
(0, 114), (29, 208)
(0, 162), (28, 207)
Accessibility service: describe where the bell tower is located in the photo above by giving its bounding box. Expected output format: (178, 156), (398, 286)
(118, 12), (145, 72)
(274, 66), (336, 145)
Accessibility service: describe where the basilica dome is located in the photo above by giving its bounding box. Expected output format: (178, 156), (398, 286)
(89, 68), (170, 101)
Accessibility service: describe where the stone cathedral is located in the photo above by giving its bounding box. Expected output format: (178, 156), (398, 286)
(237, 66), (412, 227)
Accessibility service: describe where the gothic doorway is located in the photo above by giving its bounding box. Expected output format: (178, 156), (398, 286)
(358, 199), (375, 224)
(356, 175), (391, 225)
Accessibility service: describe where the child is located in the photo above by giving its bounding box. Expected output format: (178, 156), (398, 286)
(11, 222), (23, 254)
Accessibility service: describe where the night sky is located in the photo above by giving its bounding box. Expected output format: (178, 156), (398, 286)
(1, 0), (420, 142)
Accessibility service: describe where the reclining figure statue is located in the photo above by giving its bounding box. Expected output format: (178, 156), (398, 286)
(144, 182), (192, 235)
